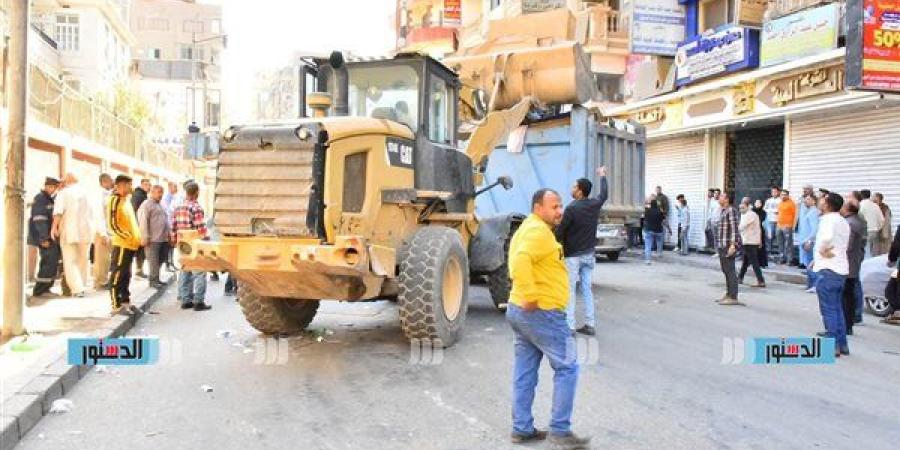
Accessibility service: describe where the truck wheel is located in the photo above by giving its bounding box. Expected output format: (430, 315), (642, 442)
(238, 284), (320, 335)
(486, 221), (520, 310)
(606, 251), (620, 261)
(398, 226), (469, 348)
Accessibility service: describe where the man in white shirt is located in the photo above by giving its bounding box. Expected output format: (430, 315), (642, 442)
(705, 188), (721, 254)
(812, 192), (851, 357)
(859, 189), (885, 258)
(52, 173), (96, 297)
(92, 173), (114, 289)
(763, 187), (782, 258)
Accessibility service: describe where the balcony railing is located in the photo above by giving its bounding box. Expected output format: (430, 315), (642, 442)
(135, 59), (221, 82)
(28, 64), (190, 175)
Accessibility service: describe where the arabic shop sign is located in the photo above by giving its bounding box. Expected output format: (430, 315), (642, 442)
(675, 25), (760, 87)
(846, 0), (900, 92)
(761, 3), (840, 68)
(629, 0), (686, 56)
(443, 0), (461, 27)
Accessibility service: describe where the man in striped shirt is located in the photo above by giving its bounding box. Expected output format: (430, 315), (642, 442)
(716, 191), (741, 305)
(170, 182), (211, 311)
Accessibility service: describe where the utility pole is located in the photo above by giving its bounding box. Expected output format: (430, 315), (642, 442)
(3, 0), (30, 337)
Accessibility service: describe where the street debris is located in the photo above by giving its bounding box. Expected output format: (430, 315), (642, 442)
(654, 299), (666, 304)
(216, 329), (233, 338)
(484, 327), (494, 332)
(49, 398), (74, 414)
(37, 433), (45, 440)
(145, 431), (163, 437)
(200, 384), (214, 392)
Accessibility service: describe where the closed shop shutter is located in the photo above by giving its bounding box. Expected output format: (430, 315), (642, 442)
(646, 134), (706, 248)
(789, 106), (900, 231)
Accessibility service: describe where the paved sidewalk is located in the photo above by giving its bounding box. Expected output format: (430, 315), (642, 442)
(0, 273), (173, 450)
(623, 249), (808, 285)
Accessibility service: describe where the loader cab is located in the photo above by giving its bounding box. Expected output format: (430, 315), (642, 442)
(328, 54), (460, 147)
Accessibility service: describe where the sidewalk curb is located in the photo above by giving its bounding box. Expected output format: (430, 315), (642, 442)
(621, 250), (807, 285)
(0, 282), (171, 450)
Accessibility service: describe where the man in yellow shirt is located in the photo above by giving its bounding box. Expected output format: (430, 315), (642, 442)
(506, 189), (590, 449)
(107, 175), (142, 315)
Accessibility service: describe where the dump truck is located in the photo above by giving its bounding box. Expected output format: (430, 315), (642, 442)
(475, 106), (646, 261)
(177, 50), (595, 347)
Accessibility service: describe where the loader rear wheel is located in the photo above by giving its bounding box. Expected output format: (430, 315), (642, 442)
(398, 226), (469, 348)
(237, 284), (320, 335)
(486, 221), (520, 310)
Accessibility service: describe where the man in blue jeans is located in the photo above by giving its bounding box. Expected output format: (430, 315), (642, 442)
(507, 189), (590, 449)
(812, 192), (850, 357)
(170, 182), (211, 311)
(797, 194), (820, 293)
(555, 166), (608, 336)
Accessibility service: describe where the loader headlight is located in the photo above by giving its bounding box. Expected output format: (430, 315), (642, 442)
(342, 248), (360, 266)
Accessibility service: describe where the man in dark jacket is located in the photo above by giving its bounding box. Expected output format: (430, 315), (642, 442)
(131, 178), (151, 278)
(29, 177), (61, 296)
(840, 198), (867, 333)
(555, 166), (608, 335)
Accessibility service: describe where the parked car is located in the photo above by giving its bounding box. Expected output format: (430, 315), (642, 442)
(595, 223), (627, 261)
(860, 255), (895, 317)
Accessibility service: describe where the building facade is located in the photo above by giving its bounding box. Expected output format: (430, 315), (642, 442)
(129, 0), (224, 148)
(609, 0), (900, 249)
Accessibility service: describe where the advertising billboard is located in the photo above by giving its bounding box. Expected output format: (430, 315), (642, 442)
(760, 3), (840, 67)
(675, 25), (760, 86)
(630, 0), (686, 56)
(846, 0), (900, 92)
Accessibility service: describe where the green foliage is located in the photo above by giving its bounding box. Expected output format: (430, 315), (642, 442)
(111, 83), (159, 132)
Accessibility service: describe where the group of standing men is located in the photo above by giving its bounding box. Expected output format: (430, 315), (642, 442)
(27, 172), (211, 314)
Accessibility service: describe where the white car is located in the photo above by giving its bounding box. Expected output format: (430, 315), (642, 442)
(860, 255), (896, 317)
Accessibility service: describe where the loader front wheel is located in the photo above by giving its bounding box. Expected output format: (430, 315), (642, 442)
(398, 226), (469, 348)
(238, 284), (320, 335)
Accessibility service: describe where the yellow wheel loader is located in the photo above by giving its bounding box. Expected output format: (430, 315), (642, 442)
(178, 51), (579, 347)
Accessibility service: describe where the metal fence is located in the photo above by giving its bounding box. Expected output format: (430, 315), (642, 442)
(27, 64), (190, 175)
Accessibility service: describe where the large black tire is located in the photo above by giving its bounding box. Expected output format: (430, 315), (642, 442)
(606, 251), (620, 261)
(486, 221), (520, 310)
(398, 226), (469, 347)
(237, 284), (320, 335)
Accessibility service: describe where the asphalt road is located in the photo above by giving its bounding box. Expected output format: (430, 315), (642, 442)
(17, 257), (900, 450)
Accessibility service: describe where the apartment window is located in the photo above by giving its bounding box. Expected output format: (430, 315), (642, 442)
(179, 45), (205, 61)
(211, 19), (221, 34)
(148, 48), (162, 59)
(699, 0), (734, 32)
(209, 48), (220, 64)
(55, 14), (80, 51)
(490, 0), (502, 10)
(183, 20), (204, 33)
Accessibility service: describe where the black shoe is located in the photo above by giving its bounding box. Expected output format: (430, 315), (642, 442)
(136, 271), (147, 279)
(181, 301), (195, 309)
(576, 325), (596, 336)
(548, 432), (591, 450)
(839, 347), (850, 356)
(846, 328), (854, 336)
(193, 302), (212, 311)
(210, 273), (220, 281)
(511, 429), (547, 444)
(150, 281), (166, 289)
(816, 331), (828, 337)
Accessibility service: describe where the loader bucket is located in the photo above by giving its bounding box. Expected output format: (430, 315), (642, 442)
(443, 42), (595, 111)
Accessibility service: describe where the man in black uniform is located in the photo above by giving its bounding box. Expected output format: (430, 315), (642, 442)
(29, 177), (61, 296)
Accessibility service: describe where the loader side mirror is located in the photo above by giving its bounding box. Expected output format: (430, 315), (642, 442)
(498, 175), (513, 190)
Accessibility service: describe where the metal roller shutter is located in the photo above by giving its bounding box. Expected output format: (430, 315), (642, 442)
(646, 134), (706, 248)
(789, 106), (900, 230)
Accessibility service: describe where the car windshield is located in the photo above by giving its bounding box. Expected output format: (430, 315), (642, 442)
(348, 65), (419, 131)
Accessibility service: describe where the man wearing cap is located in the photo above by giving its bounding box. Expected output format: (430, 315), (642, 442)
(29, 177), (61, 296)
(107, 175), (142, 314)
